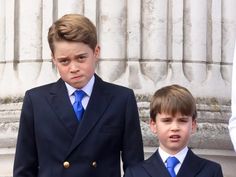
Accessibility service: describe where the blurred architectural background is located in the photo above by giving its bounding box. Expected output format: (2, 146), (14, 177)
(0, 0), (236, 176)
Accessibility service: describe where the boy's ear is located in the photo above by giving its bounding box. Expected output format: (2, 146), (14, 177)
(94, 45), (100, 58)
(51, 53), (55, 63)
(150, 119), (157, 134)
(191, 119), (197, 134)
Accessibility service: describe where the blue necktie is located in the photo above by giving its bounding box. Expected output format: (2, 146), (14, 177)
(166, 156), (179, 177)
(73, 90), (86, 121)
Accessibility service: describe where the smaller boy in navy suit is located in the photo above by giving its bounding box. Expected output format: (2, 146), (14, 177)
(124, 84), (223, 177)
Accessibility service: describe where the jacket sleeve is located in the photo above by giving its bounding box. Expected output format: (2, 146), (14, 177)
(123, 167), (134, 177)
(121, 90), (144, 171)
(13, 91), (38, 177)
(214, 163), (223, 177)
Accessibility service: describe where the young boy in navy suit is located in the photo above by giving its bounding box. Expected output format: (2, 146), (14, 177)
(13, 14), (144, 177)
(124, 84), (223, 177)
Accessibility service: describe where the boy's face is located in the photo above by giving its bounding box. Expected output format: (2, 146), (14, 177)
(150, 112), (196, 155)
(52, 41), (100, 89)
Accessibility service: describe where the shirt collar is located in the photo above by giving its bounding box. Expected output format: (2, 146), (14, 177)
(158, 146), (188, 164)
(65, 75), (95, 97)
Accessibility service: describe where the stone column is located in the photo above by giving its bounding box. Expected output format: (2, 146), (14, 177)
(96, 0), (127, 82)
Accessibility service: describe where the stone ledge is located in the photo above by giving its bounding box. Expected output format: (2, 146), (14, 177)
(0, 99), (233, 150)
(0, 148), (15, 177)
(141, 121), (234, 150)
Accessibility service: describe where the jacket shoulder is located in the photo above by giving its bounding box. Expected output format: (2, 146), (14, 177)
(25, 80), (61, 97)
(190, 149), (222, 168)
(184, 149), (223, 176)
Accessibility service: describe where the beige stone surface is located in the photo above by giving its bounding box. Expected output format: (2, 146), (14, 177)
(1, 0), (236, 177)
(0, 148), (14, 177)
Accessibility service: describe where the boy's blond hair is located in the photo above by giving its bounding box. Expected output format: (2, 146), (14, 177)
(48, 14), (97, 54)
(150, 84), (197, 121)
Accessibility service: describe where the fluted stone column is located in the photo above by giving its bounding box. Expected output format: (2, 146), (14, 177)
(1, 0), (236, 176)
(97, 0), (127, 82)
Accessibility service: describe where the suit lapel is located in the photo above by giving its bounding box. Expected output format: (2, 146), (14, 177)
(143, 150), (171, 177)
(49, 79), (78, 136)
(177, 149), (205, 177)
(67, 75), (112, 155)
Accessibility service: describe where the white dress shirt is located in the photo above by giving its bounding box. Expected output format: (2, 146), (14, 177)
(229, 45), (236, 151)
(158, 146), (188, 175)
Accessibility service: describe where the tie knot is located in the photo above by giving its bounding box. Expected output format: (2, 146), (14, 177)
(74, 90), (86, 102)
(166, 156), (179, 168)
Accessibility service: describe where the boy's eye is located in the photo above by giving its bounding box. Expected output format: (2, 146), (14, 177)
(161, 118), (172, 122)
(179, 118), (189, 122)
(59, 59), (69, 64)
(76, 55), (87, 62)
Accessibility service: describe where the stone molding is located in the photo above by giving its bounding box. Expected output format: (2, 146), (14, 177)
(0, 96), (233, 150)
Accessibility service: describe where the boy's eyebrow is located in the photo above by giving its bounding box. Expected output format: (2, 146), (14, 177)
(74, 52), (88, 57)
(159, 115), (190, 119)
(177, 116), (191, 119)
(56, 56), (68, 60)
(159, 116), (172, 119)
(56, 53), (88, 60)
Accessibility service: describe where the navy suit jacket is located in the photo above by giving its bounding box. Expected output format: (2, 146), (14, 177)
(124, 149), (223, 177)
(13, 74), (144, 177)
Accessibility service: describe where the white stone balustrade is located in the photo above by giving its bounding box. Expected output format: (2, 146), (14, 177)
(0, 0), (235, 98)
(1, 0), (236, 176)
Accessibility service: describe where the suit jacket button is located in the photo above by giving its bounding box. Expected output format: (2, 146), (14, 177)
(63, 161), (70, 168)
(91, 161), (97, 168)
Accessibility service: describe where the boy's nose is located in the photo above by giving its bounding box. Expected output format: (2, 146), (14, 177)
(171, 122), (180, 130)
(70, 62), (80, 72)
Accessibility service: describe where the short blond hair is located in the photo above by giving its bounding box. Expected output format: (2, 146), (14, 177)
(150, 84), (197, 121)
(48, 14), (97, 54)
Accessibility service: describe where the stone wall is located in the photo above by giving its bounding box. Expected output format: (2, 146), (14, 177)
(1, 0), (236, 176)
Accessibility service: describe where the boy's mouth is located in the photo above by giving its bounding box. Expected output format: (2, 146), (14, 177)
(169, 135), (180, 140)
(71, 75), (82, 80)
